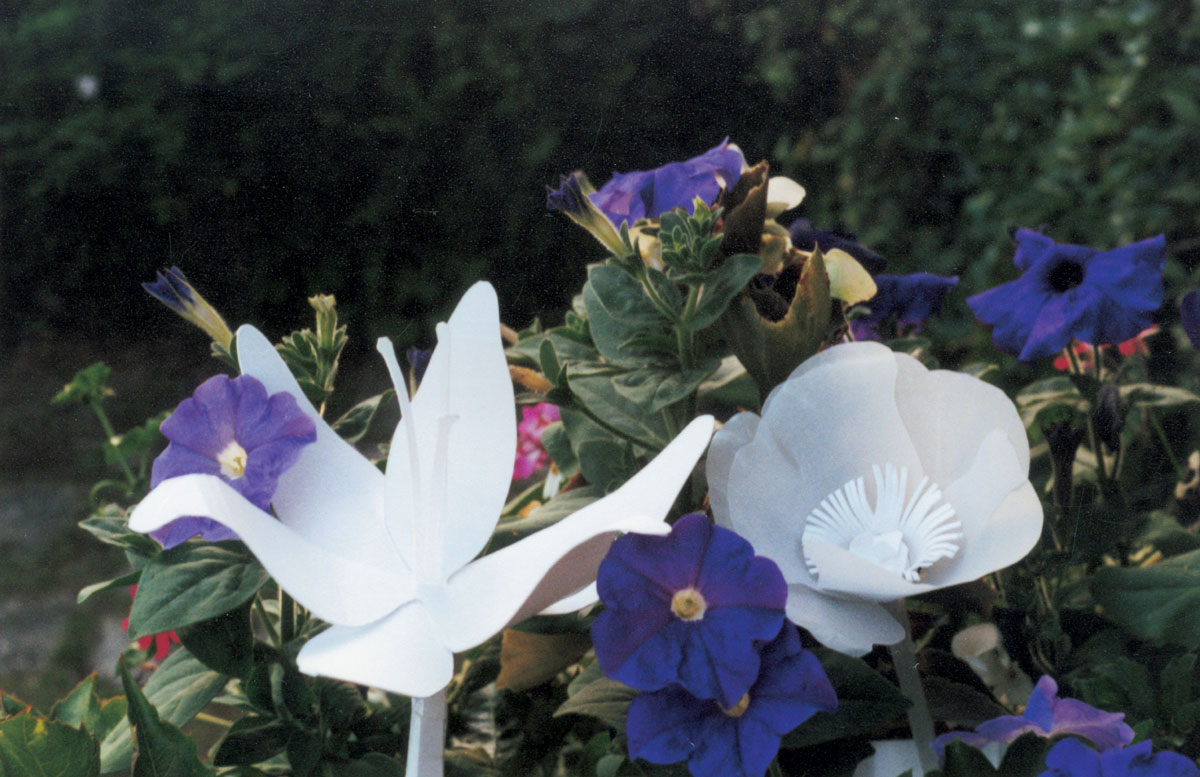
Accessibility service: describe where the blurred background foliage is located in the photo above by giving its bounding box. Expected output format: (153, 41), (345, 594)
(4, 0), (1200, 468)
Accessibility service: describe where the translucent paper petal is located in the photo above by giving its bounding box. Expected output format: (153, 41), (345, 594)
(891, 354), (1029, 488)
(936, 479), (1043, 587)
(296, 601), (454, 698)
(381, 282), (516, 583)
(235, 326), (395, 573)
(540, 582), (598, 615)
(765, 176), (806, 218)
(706, 412), (759, 531)
(784, 585), (905, 655)
(429, 415), (714, 652)
(804, 538), (933, 601)
(129, 474), (414, 626)
(824, 248), (878, 305)
(725, 343), (923, 583)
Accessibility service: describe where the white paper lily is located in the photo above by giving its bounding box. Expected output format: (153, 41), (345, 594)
(707, 341), (1042, 656)
(130, 281), (714, 698)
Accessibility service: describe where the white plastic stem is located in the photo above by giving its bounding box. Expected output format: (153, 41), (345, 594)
(884, 599), (937, 776)
(406, 689), (447, 777)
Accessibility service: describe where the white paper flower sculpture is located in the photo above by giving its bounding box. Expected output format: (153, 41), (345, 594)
(706, 341), (1042, 656)
(131, 282), (715, 698)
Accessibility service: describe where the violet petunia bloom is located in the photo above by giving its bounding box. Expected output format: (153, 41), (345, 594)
(968, 229), (1166, 361)
(626, 624), (837, 777)
(1181, 291), (1200, 349)
(513, 403), (560, 480)
(1039, 738), (1199, 777)
(933, 675), (1133, 759)
(591, 513), (787, 708)
(851, 273), (959, 341)
(150, 374), (317, 548)
(788, 219), (887, 274)
(589, 139), (744, 228)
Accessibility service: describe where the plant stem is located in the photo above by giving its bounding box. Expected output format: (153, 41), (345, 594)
(1065, 346), (1109, 488)
(194, 711), (233, 727)
(884, 599), (937, 776)
(280, 589), (295, 644)
(89, 399), (138, 487)
(1148, 409), (1187, 480)
(253, 595), (280, 647)
(406, 689), (447, 777)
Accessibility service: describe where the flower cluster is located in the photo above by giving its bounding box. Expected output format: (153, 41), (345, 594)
(121, 585), (180, 661)
(513, 402), (560, 480)
(592, 514), (837, 777)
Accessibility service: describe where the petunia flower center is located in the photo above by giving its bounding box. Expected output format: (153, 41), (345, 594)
(1047, 258), (1085, 293)
(217, 441), (249, 479)
(721, 692), (751, 718)
(802, 463), (963, 583)
(671, 587), (707, 621)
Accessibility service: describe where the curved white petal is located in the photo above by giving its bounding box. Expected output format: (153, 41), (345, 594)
(706, 412), (760, 530)
(381, 282), (516, 583)
(235, 326), (395, 573)
(297, 601), (454, 698)
(824, 249), (877, 306)
(129, 474), (414, 626)
(891, 354), (1030, 488)
(936, 479), (1043, 587)
(765, 176), (806, 218)
(540, 582), (598, 615)
(805, 538), (934, 601)
(725, 344), (923, 583)
(785, 584), (905, 656)
(429, 415), (714, 652)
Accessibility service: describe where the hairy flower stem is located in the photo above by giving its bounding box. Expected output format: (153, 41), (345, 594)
(885, 599), (937, 775)
(407, 689), (447, 777)
(89, 399), (138, 488)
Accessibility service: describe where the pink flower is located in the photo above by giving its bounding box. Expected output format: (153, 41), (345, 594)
(121, 586), (181, 661)
(513, 403), (560, 480)
(1052, 326), (1159, 372)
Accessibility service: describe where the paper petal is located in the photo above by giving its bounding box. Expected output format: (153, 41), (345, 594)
(805, 538), (932, 601)
(824, 248), (878, 306)
(706, 412), (760, 531)
(765, 176), (806, 218)
(381, 281), (516, 583)
(235, 326), (396, 573)
(296, 600), (454, 698)
(785, 586), (905, 655)
(540, 582), (598, 615)
(429, 415), (714, 653)
(129, 474), (414, 626)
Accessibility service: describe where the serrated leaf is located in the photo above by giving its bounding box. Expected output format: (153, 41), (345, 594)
(330, 390), (394, 444)
(0, 712), (100, 777)
(129, 541), (269, 637)
(554, 677), (635, 733)
(119, 658), (213, 777)
(100, 648), (227, 773)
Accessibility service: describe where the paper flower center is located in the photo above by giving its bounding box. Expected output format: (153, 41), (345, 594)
(1047, 258), (1085, 293)
(217, 441), (249, 479)
(721, 692), (751, 718)
(802, 463), (963, 583)
(671, 587), (707, 621)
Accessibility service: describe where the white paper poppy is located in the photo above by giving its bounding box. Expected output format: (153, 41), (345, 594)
(707, 342), (1041, 656)
(131, 281), (714, 697)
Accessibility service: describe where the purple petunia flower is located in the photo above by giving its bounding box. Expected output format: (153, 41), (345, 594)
(851, 272), (959, 341)
(626, 624), (837, 777)
(150, 374), (317, 548)
(788, 219), (887, 274)
(591, 513), (787, 708)
(933, 675), (1134, 759)
(967, 229), (1166, 361)
(1181, 291), (1200, 349)
(1039, 738), (1199, 777)
(589, 140), (744, 228)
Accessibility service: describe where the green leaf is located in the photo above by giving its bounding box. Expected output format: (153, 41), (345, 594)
(1, 693), (33, 718)
(782, 649), (909, 748)
(49, 675), (101, 733)
(995, 733), (1051, 777)
(100, 648), (227, 773)
(696, 355), (759, 413)
(1119, 383), (1200, 408)
(177, 601), (255, 679)
(689, 253), (762, 331)
(941, 740), (998, 777)
(129, 541), (270, 637)
(540, 421), (580, 479)
(1090, 552), (1200, 649)
(583, 265), (674, 367)
(559, 408), (638, 490)
(212, 716), (292, 767)
(554, 677), (636, 733)
(1014, 377), (1088, 428)
(330, 390), (394, 444)
(490, 486), (602, 553)
(118, 658), (213, 777)
(77, 570), (141, 605)
(567, 363), (671, 450)
(78, 507), (160, 559)
(51, 362), (113, 406)
(0, 711), (100, 777)
(539, 338), (563, 386)
(105, 413), (168, 469)
(323, 754), (406, 776)
(1161, 653), (1197, 716)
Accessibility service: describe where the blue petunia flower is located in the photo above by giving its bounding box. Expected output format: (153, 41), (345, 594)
(588, 139), (744, 228)
(851, 272), (959, 341)
(591, 513), (787, 708)
(150, 374), (317, 547)
(626, 624), (837, 777)
(788, 219), (887, 274)
(934, 675), (1133, 760)
(967, 229), (1166, 361)
(1039, 738), (1199, 777)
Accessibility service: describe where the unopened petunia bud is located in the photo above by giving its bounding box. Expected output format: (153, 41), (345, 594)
(1043, 421), (1085, 515)
(1092, 385), (1123, 453)
(143, 267), (234, 351)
